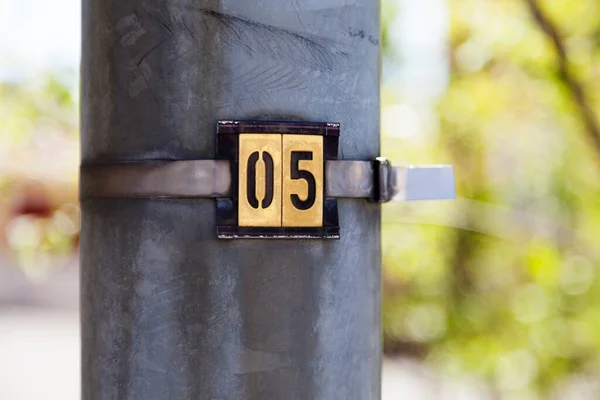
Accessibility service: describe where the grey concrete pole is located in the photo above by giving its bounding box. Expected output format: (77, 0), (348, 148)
(81, 0), (381, 399)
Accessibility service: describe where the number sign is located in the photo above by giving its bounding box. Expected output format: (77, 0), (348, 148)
(282, 135), (323, 227)
(238, 134), (282, 227)
(216, 120), (340, 239)
(238, 134), (323, 227)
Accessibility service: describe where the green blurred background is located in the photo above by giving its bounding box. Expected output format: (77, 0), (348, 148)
(1, 0), (600, 398)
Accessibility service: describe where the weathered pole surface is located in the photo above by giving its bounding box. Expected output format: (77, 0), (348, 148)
(81, 0), (381, 398)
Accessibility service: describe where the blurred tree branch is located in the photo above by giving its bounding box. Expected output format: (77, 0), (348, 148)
(525, 0), (600, 159)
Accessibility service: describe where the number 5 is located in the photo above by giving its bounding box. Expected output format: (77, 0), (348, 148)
(282, 135), (323, 227)
(290, 151), (316, 210)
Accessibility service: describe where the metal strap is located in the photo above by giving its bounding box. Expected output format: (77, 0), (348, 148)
(80, 159), (455, 201)
(390, 163), (456, 201)
(80, 160), (231, 199)
(325, 160), (455, 201)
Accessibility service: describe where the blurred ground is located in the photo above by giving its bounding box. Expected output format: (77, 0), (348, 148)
(0, 306), (492, 400)
(1, 307), (598, 400)
(0, 308), (79, 400)
(0, 264), (597, 400)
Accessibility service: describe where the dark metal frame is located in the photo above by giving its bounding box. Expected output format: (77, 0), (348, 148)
(216, 120), (340, 239)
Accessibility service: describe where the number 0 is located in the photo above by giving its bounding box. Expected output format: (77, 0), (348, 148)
(238, 134), (282, 227)
(246, 151), (275, 209)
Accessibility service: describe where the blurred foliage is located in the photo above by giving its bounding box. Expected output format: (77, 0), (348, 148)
(381, 0), (600, 398)
(0, 72), (79, 279)
(0, 73), (77, 144)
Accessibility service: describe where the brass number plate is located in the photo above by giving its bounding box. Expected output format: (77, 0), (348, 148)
(217, 120), (339, 239)
(238, 134), (282, 227)
(282, 135), (323, 227)
(239, 134), (323, 227)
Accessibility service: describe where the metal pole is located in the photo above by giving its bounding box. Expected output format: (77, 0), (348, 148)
(81, 0), (381, 398)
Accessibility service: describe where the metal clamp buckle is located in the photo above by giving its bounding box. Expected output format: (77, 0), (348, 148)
(371, 157), (392, 203)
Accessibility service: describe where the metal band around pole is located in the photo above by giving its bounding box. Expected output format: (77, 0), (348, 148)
(80, 159), (455, 201)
